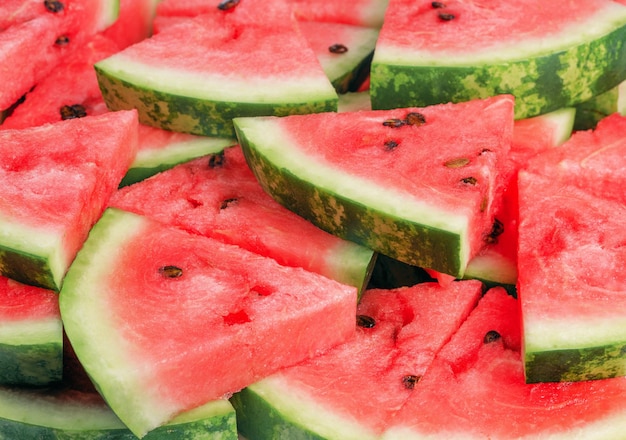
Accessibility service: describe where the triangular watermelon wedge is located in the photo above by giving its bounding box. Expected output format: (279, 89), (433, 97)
(234, 95), (514, 278)
(95, 0), (338, 137)
(59, 208), (358, 437)
(0, 110), (138, 290)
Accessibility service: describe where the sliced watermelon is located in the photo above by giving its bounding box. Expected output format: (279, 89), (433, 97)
(59, 208), (358, 437)
(110, 145), (375, 295)
(0, 385), (238, 439)
(95, 0), (338, 137)
(298, 21), (378, 94)
(234, 95), (514, 278)
(290, 0), (390, 28)
(232, 280), (483, 439)
(463, 107), (576, 288)
(370, 0), (626, 119)
(0, 276), (61, 386)
(0, 110), (138, 290)
(518, 171), (626, 383)
(382, 287), (626, 438)
(101, 0), (159, 49)
(0, 0), (119, 112)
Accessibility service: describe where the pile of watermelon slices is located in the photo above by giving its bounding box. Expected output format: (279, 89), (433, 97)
(1, 0), (626, 438)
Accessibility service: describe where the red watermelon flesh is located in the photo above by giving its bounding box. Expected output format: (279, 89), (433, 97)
(0, 33), (118, 130)
(525, 112), (626, 204)
(0, 110), (138, 290)
(102, 0), (158, 49)
(0, 0), (117, 111)
(383, 287), (626, 439)
(464, 108), (575, 285)
(0, 276), (59, 322)
(59, 207), (358, 437)
(110, 145), (375, 294)
(233, 280), (482, 438)
(517, 171), (626, 382)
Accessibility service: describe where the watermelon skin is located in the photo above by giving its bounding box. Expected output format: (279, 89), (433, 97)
(95, 2), (338, 138)
(234, 96), (514, 278)
(232, 280), (483, 439)
(60, 208), (358, 437)
(573, 80), (626, 130)
(382, 287), (626, 439)
(0, 385), (238, 439)
(0, 110), (138, 290)
(370, 0), (626, 119)
(0, 275), (62, 387)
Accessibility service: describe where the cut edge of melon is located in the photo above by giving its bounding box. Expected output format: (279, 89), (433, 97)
(0, 317), (62, 346)
(95, 53), (339, 104)
(374, 4), (626, 65)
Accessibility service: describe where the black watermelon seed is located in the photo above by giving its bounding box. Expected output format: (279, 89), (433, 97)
(208, 152), (225, 168)
(384, 140), (399, 151)
(461, 176), (478, 185)
(55, 35), (70, 46)
(405, 112), (426, 126)
(59, 104), (87, 120)
(484, 330), (501, 344)
(484, 218), (504, 244)
(44, 0), (64, 13)
(328, 43), (349, 54)
(217, 0), (240, 11)
(159, 265), (183, 278)
(402, 374), (421, 389)
(382, 118), (405, 128)
(356, 315), (376, 328)
(438, 12), (456, 21)
(220, 197), (239, 209)
(431, 1), (447, 7)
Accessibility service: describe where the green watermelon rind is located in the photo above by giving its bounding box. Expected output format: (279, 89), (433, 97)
(119, 136), (236, 187)
(0, 318), (62, 386)
(523, 316), (626, 383)
(231, 376), (378, 440)
(94, 59), (338, 138)
(574, 80), (626, 130)
(59, 209), (170, 437)
(234, 118), (469, 277)
(0, 385), (238, 440)
(0, 222), (66, 291)
(370, 8), (626, 119)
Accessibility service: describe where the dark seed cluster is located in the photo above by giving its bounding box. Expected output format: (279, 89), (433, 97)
(55, 35), (70, 46)
(382, 112), (427, 128)
(208, 152), (225, 168)
(59, 104), (87, 120)
(44, 0), (64, 13)
(484, 218), (504, 244)
(159, 265), (184, 278)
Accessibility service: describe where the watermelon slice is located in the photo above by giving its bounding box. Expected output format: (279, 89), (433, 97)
(232, 280), (483, 439)
(95, 0), (338, 137)
(0, 385), (238, 439)
(110, 145), (375, 295)
(0, 276), (61, 386)
(59, 208), (358, 437)
(101, 0), (159, 49)
(463, 107), (576, 288)
(0, 0), (119, 112)
(517, 172), (626, 383)
(234, 95), (514, 278)
(0, 110), (138, 290)
(382, 287), (626, 439)
(370, 0), (626, 119)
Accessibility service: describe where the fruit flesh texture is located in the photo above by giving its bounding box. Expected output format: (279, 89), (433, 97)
(235, 96), (513, 277)
(111, 145), (375, 294)
(0, 111), (138, 290)
(233, 280), (483, 439)
(382, 287), (626, 439)
(370, 0), (626, 118)
(517, 172), (626, 382)
(60, 208), (358, 437)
